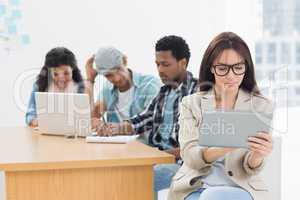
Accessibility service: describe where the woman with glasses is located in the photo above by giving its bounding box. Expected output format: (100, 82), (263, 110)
(25, 47), (86, 127)
(168, 32), (273, 200)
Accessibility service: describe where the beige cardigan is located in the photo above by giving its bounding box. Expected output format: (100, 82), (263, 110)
(167, 89), (273, 200)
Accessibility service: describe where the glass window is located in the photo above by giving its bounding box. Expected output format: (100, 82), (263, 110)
(255, 70), (263, 81)
(296, 71), (300, 80)
(296, 43), (300, 64)
(295, 87), (300, 95)
(255, 43), (263, 64)
(295, 1), (300, 33)
(280, 42), (291, 64)
(267, 42), (276, 64)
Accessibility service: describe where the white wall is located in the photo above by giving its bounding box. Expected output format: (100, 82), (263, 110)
(0, 0), (259, 126)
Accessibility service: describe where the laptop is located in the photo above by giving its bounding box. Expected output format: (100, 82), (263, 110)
(199, 110), (273, 148)
(35, 92), (92, 137)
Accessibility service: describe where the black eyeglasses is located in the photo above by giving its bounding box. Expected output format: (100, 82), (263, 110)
(212, 62), (246, 76)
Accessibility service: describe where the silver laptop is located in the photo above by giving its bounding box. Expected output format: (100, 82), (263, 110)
(199, 110), (273, 148)
(35, 92), (92, 137)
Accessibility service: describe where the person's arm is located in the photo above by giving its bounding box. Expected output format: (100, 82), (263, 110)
(178, 96), (236, 170)
(165, 148), (181, 159)
(84, 79), (94, 107)
(178, 97), (211, 170)
(96, 96), (158, 136)
(179, 96), (235, 170)
(243, 99), (274, 175)
(84, 55), (110, 120)
(244, 132), (272, 171)
(85, 79), (109, 130)
(90, 101), (108, 130)
(25, 85), (38, 127)
(96, 121), (133, 136)
(128, 96), (157, 135)
(92, 100), (107, 118)
(85, 55), (97, 83)
(84, 55), (98, 112)
(202, 147), (235, 163)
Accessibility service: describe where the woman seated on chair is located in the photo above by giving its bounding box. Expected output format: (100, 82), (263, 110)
(168, 32), (273, 200)
(25, 47), (86, 127)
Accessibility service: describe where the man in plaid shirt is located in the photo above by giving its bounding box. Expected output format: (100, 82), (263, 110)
(96, 35), (198, 192)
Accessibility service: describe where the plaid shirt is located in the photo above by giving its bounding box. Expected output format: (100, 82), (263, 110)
(129, 71), (198, 150)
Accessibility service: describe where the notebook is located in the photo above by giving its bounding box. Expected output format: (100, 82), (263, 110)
(86, 134), (139, 144)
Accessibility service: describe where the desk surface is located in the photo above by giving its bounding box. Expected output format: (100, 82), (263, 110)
(0, 127), (174, 171)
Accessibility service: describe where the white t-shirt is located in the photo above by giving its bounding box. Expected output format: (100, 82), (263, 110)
(115, 86), (134, 121)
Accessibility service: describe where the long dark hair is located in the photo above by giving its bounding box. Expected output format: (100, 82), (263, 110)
(36, 47), (83, 92)
(198, 32), (260, 95)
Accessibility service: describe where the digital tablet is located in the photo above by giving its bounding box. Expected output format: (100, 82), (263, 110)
(198, 110), (273, 148)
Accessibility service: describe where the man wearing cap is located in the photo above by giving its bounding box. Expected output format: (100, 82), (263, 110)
(85, 47), (161, 136)
(96, 36), (199, 192)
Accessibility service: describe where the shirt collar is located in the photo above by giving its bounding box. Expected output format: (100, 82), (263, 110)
(130, 69), (140, 88)
(161, 71), (195, 94)
(111, 68), (139, 93)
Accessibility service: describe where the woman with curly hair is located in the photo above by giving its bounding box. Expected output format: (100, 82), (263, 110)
(25, 47), (86, 127)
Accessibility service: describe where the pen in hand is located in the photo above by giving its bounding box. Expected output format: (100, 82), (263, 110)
(96, 113), (113, 136)
(101, 113), (107, 126)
